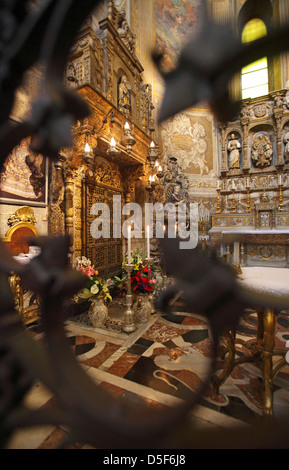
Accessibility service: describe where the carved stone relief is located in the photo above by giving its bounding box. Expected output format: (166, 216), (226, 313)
(160, 113), (211, 176)
(117, 18), (136, 54)
(251, 133), (273, 168)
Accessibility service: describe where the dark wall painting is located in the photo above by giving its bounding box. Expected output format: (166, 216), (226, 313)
(0, 137), (47, 206)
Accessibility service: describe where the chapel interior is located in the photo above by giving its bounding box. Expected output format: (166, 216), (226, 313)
(2, 0), (289, 450)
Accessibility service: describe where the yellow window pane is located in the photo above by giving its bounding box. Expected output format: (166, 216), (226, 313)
(242, 57), (267, 74)
(241, 67), (268, 89)
(241, 18), (268, 100)
(242, 84), (269, 99)
(241, 18), (267, 43)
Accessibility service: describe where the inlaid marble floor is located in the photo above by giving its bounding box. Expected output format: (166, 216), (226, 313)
(6, 304), (289, 449)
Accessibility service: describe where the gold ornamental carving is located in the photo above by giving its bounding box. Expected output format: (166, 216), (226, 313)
(94, 159), (123, 190)
(8, 206), (37, 227)
(121, 164), (145, 201)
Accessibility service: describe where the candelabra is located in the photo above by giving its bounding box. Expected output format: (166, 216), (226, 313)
(147, 141), (159, 168)
(83, 133), (94, 165)
(122, 264), (136, 333)
(146, 175), (157, 201)
(215, 189), (222, 213)
(122, 121), (136, 154)
(245, 187), (252, 213)
(156, 164), (164, 179)
(277, 183), (285, 211)
(107, 137), (121, 159)
(230, 190), (237, 213)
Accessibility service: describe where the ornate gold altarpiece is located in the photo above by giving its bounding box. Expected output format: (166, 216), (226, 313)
(210, 89), (289, 268)
(49, 4), (154, 277)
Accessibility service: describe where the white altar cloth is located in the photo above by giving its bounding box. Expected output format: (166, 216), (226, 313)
(239, 267), (289, 297)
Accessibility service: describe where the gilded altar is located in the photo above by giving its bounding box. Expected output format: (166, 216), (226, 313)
(48, 4), (155, 277)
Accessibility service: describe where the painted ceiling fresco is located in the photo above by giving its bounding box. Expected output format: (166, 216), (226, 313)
(155, 0), (202, 72)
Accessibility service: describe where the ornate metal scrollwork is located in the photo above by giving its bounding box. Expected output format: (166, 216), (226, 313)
(1, 0), (289, 450)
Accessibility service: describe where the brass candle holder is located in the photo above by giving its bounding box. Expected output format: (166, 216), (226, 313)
(215, 189), (222, 213)
(277, 184), (285, 211)
(123, 263), (136, 333)
(245, 187), (252, 213)
(230, 190), (237, 213)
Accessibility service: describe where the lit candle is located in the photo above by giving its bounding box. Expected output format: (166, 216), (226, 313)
(124, 121), (130, 130)
(155, 160), (159, 167)
(127, 225), (131, 264)
(150, 141), (155, 148)
(84, 143), (91, 153)
(158, 165), (163, 172)
(147, 225), (150, 259)
(110, 137), (116, 148)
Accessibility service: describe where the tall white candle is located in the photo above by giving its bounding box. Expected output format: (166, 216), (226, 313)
(127, 225), (131, 264)
(231, 180), (235, 190)
(278, 174), (282, 186)
(147, 225), (150, 259)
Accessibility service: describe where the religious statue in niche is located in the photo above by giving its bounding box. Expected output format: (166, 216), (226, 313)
(118, 74), (131, 115)
(251, 134), (273, 168)
(66, 62), (78, 89)
(283, 130), (289, 163)
(227, 133), (241, 169)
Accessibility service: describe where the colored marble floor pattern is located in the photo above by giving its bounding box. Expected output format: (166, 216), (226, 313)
(6, 304), (289, 449)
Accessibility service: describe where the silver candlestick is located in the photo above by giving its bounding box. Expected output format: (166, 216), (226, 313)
(145, 257), (155, 314)
(123, 264), (136, 333)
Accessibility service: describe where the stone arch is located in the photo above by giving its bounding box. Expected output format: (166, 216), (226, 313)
(237, 0), (273, 35)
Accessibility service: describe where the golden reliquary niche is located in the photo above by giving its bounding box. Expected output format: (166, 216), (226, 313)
(211, 90), (289, 269)
(3, 206), (41, 325)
